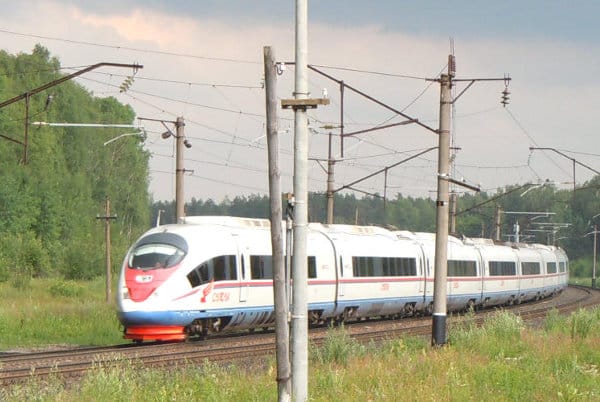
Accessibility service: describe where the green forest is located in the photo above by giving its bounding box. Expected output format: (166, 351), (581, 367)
(1, 46), (599, 284)
(0, 46), (150, 282)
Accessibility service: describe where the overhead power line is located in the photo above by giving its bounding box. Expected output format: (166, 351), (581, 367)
(309, 64), (428, 80)
(0, 28), (260, 65)
(77, 75), (267, 119)
(70, 69), (263, 89)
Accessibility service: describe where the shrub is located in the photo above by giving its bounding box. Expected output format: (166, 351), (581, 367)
(61, 240), (104, 280)
(49, 280), (84, 298)
(0, 231), (52, 283)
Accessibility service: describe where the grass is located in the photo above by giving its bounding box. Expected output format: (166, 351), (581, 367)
(1, 278), (600, 400)
(569, 276), (597, 287)
(0, 278), (124, 349)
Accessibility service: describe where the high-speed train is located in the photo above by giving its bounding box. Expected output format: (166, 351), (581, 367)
(116, 216), (569, 342)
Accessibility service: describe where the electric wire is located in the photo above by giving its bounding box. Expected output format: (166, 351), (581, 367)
(0, 28), (260, 64)
(504, 107), (571, 179)
(310, 64), (428, 80)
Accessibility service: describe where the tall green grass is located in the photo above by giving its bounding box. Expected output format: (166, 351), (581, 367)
(0, 278), (123, 349)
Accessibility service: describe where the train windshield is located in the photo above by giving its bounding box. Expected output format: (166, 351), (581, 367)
(128, 243), (186, 270)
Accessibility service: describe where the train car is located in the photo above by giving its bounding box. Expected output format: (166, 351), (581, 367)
(536, 244), (561, 296)
(117, 216), (569, 342)
(318, 224), (428, 320)
(515, 243), (547, 302)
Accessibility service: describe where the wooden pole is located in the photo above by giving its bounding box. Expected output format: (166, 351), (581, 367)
(264, 45), (291, 401)
(96, 196), (117, 303)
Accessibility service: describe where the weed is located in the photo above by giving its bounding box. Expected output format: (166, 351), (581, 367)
(311, 324), (365, 366)
(49, 280), (84, 298)
(544, 308), (567, 333)
(569, 308), (596, 340)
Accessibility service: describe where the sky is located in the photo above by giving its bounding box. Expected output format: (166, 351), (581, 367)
(1, 0), (599, 203)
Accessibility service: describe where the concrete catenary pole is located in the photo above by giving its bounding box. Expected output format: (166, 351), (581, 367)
(432, 73), (451, 346)
(449, 192), (457, 234)
(494, 205), (502, 241)
(593, 224), (597, 289)
(264, 45), (291, 402)
(292, 0), (309, 399)
(326, 132), (335, 224)
(175, 117), (185, 222)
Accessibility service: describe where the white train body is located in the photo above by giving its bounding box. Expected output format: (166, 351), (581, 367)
(117, 216), (569, 342)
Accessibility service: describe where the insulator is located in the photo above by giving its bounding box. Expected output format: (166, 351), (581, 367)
(501, 87), (510, 107)
(448, 55), (456, 77)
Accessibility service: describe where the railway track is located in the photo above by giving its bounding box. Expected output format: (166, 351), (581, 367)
(1, 285), (598, 388)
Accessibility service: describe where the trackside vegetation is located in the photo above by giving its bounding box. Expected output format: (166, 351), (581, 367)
(1, 278), (600, 400)
(0, 278), (122, 348)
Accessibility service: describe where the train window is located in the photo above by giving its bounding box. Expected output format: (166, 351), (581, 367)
(547, 262), (557, 274)
(559, 262), (566, 273)
(129, 244), (186, 270)
(489, 261), (516, 276)
(186, 255), (237, 288)
(254, 255), (317, 279)
(522, 262), (541, 275)
(308, 256), (317, 278)
(352, 256), (416, 277)
(448, 260), (477, 277)
(251, 255), (273, 279)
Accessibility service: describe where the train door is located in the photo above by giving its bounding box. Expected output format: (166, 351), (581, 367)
(338, 255), (345, 297)
(232, 233), (248, 303)
(475, 246), (485, 304)
(329, 234), (345, 298)
(415, 242), (427, 296)
(239, 251), (249, 302)
(416, 240), (433, 309)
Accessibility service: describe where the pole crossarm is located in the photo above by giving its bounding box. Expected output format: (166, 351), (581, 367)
(454, 183), (535, 217)
(0, 62), (143, 110)
(137, 116), (178, 125)
(333, 146), (437, 193)
(426, 77), (511, 104)
(281, 97), (330, 109)
(440, 175), (481, 192)
(341, 120), (418, 138)
(529, 147), (600, 176)
(307, 64), (438, 135)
